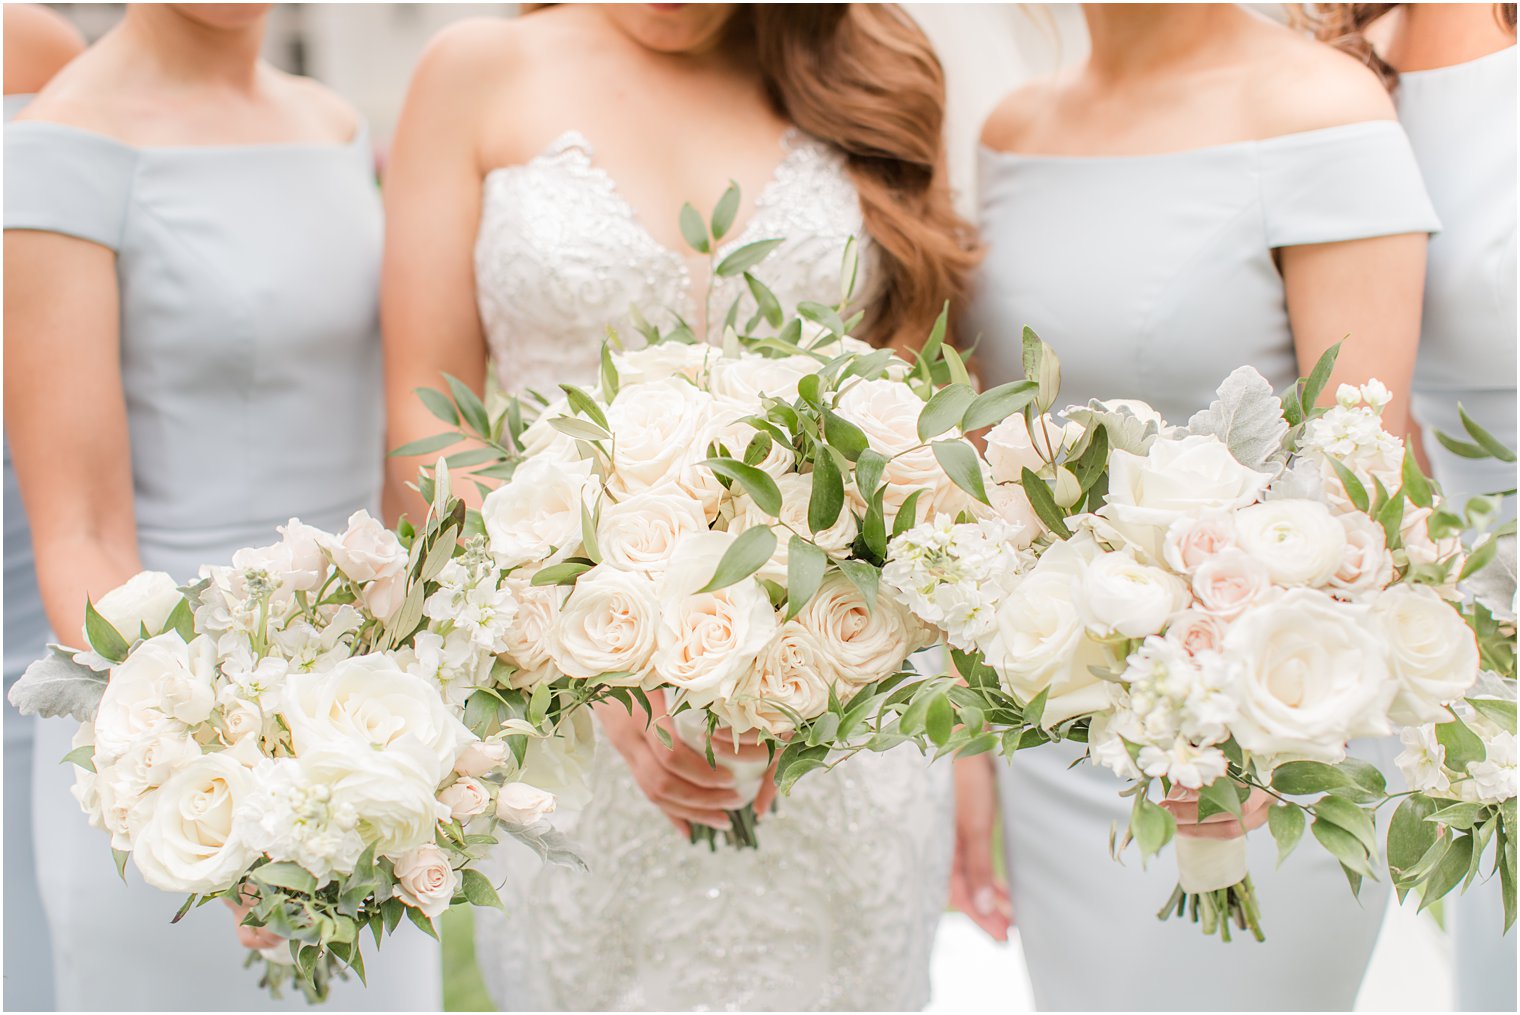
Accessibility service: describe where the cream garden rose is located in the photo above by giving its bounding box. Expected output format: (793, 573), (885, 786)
(129, 753), (255, 894)
(88, 570), (184, 646)
(984, 413), (1082, 483)
(1371, 584), (1480, 724)
(596, 487), (710, 577)
(391, 844), (457, 919)
(321, 510), (409, 620)
(547, 566), (660, 683)
(717, 622), (838, 733)
(798, 575), (926, 689)
(496, 781), (558, 826)
(835, 378), (959, 521)
(729, 473), (857, 583)
(482, 456), (596, 570)
(498, 579), (562, 689)
(93, 632), (217, 763)
(605, 378), (727, 514)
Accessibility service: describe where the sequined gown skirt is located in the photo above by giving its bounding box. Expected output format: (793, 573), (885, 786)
(475, 727), (955, 1011)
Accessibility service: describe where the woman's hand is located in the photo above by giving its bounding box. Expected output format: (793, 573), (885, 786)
(593, 691), (775, 837)
(1162, 785), (1273, 841)
(224, 888), (282, 951)
(948, 753), (1012, 942)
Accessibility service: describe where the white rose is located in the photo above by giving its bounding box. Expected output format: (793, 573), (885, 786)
(653, 531), (779, 705)
(108, 726), (203, 798)
(717, 621), (838, 734)
(438, 777), (492, 821)
(972, 482), (1043, 549)
(1372, 584), (1481, 724)
(730, 473), (856, 583)
(298, 744), (448, 857)
(88, 571), (184, 647)
(1080, 550), (1189, 638)
(1329, 511), (1394, 597)
(1220, 588), (1393, 763)
(605, 379), (727, 515)
(1399, 506), (1465, 576)
(517, 397), (580, 463)
(499, 580), (562, 688)
(711, 411), (797, 479)
(709, 354), (814, 403)
(391, 843), (457, 920)
(129, 753), (255, 894)
(1162, 512), (1237, 575)
(453, 740), (510, 778)
(596, 488), (710, 577)
(1100, 435), (1272, 559)
(835, 379), (959, 522)
(1165, 609), (1228, 658)
(281, 654), (474, 785)
(94, 633), (217, 763)
(798, 574), (927, 688)
(1234, 500), (1347, 588)
(482, 456), (595, 570)
(1191, 550), (1274, 619)
(612, 342), (715, 386)
(495, 781), (558, 826)
(547, 566), (660, 682)
(274, 519), (330, 591)
(321, 509), (406, 584)
(983, 413), (1081, 483)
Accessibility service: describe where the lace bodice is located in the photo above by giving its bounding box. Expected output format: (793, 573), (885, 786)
(474, 129), (868, 395)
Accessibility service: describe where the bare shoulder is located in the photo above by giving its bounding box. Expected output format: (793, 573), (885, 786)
(1238, 21), (1396, 138)
(3, 4), (85, 94)
(408, 10), (587, 100)
(269, 70), (362, 142)
(979, 78), (1060, 153)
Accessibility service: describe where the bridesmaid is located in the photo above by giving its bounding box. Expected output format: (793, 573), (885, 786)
(962, 4), (1438, 1009)
(1307, 5), (1518, 1009)
(4, 4), (438, 1009)
(3, 10), (86, 1010)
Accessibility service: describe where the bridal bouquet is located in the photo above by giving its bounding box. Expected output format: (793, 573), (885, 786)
(403, 186), (1030, 848)
(885, 331), (1516, 939)
(9, 478), (591, 1001)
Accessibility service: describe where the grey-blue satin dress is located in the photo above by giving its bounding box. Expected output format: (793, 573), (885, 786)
(1401, 45), (1518, 1012)
(3, 118), (440, 1011)
(966, 120), (1440, 1011)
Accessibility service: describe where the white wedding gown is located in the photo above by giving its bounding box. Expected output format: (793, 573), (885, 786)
(469, 129), (955, 1011)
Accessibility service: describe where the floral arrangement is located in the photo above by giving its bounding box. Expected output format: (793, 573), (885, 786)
(884, 331), (1516, 939)
(9, 484), (592, 1001)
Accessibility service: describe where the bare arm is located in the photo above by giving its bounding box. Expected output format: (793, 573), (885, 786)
(379, 29), (493, 528)
(1279, 231), (1428, 436)
(4, 230), (141, 644)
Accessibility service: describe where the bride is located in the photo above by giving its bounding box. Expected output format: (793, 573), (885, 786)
(380, 4), (979, 1009)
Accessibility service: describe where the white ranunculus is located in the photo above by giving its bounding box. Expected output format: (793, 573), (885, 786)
(495, 782), (558, 826)
(391, 843), (457, 919)
(1080, 550), (1189, 638)
(94, 633), (217, 763)
(438, 777), (492, 821)
(653, 532), (778, 706)
(983, 413), (1082, 483)
(88, 571), (184, 648)
(605, 378), (727, 515)
(547, 566), (660, 682)
(482, 456), (595, 570)
(798, 575), (927, 689)
(1190, 550), (1274, 619)
(1100, 435), (1272, 559)
(835, 378), (958, 522)
(1234, 500), (1347, 588)
(709, 354), (815, 404)
(499, 579), (562, 688)
(717, 621), (838, 734)
(1162, 512), (1237, 575)
(596, 487), (710, 578)
(281, 654), (474, 785)
(129, 753), (255, 894)
(1329, 511), (1394, 597)
(612, 342), (715, 386)
(1219, 588), (1394, 764)
(1371, 584), (1480, 724)
(298, 744), (448, 858)
(730, 473), (856, 583)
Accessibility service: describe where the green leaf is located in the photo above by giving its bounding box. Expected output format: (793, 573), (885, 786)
(1459, 403), (1517, 462)
(406, 905), (439, 940)
(460, 868), (505, 911)
(444, 373), (491, 436)
(61, 744), (95, 773)
(1420, 833), (1475, 912)
(530, 561), (593, 587)
(1388, 794), (1441, 873)
(1328, 457), (1370, 514)
(961, 380), (1039, 433)
(917, 384), (976, 441)
(854, 449), (887, 500)
(1019, 466), (1072, 538)
(252, 861), (318, 894)
(84, 600), (130, 663)
(1268, 803), (1306, 867)
(1131, 796), (1176, 861)
(716, 238), (784, 278)
(1426, 801), (1486, 831)
(1436, 716), (1487, 771)
(1467, 697), (1518, 735)
(1314, 795), (1379, 854)
(580, 501), (601, 565)
(416, 387), (460, 426)
(744, 273), (784, 328)
(1197, 779), (1245, 821)
(548, 416), (613, 443)
(861, 487), (888, 559)
(1311, 817), (1376, 879)
(1022, 686), (1050, 729)
(560, 384), (610, 432)
(838, 558), (880, 612)
(710, 181), (740, 241)
(600, 344), (620, 403)
(914, 304), (949, 381)
(1434, 429), (1491, 460)
(1300, 341), (1342, 412)
(892, 488), (926, 538)
(933, 440), (990, 505)
(925, 693), (954, 747)
(1460, 535), (1500, 582)
(698, 527), (778, 594)
(808, 448), (845, 532)
(823, 410), (870, 463)
(164, 596), (196, 642)
(1271, 760), (1347, 796)
(704, 458), (782, 517)
(784, 537), (828, 620)
(1401, 446), (1433, 508)
(944, 344), (973, 389)
(679, 202), (709, 253)
(389, 432), (460, 458)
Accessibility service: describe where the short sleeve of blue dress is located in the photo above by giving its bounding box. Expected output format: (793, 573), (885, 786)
(4, 122), (137, 249)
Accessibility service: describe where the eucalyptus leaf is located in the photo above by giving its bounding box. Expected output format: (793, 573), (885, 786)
(808, 448), (845, 532)
(917, 384), (976, 442)
(933, 440), (989, 505)
(784, 537), (827, 620)
(704, 458), (782, 517)
(1268, 803), (1306, 867)
(679, 202), (709, 253)
(710, 182), (740, 241)
(716, 238), (784, 278)
(697, 527), (777, 594)
(961, 380), (1039, 433)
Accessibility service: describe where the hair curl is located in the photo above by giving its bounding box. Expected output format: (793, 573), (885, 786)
(1294, 3), (1517, 89)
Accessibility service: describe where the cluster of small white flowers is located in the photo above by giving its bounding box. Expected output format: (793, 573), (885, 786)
(1099, 637), (1236, 788)
(1278, 382), (1404, 511)
(882, 515), (1030, 652)
(238, 757), (366, 885)
(1398, 678), (1518, 807)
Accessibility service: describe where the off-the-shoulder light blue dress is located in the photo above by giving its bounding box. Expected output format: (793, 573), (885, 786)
(966, 120), (1440, 1010)
(1400, 45), (1518, 1013)
(4, 119), (440, 1011)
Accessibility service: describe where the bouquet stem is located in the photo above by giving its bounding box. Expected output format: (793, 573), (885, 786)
(1157, 835), (1265, 942)
(689, 803), (761, 850)
(671, 711), (768, 851)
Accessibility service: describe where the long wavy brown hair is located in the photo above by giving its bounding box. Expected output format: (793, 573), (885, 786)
(525, 4), (980, 351)
(1294, 4), (1517, 89)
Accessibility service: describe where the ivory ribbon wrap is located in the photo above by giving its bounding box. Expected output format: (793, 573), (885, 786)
(1175, 834), (1250, 894)
(671, 710), (769, 806)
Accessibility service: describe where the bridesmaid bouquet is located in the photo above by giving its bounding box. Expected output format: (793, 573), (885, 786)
(403, 187), (1031, 848)
(885, 332), (1516, 939)
(8, 480), (592, 1001)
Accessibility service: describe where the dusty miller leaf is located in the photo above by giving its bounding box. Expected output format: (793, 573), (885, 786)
(1463, 532), (1516, 623)
(498, 820), (588, 872)
(1187, 366), (1289, 472)
(7, 646), (107, 721)
(1063, 402), (1162, 456)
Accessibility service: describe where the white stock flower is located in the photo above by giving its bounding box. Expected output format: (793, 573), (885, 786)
(798, 574), (927, 689)
(129, 753), (255, 894)
(391, 843), (457, 919)
(1079, 549), (1189, 638)
(1395, 725), (1451, 795)
(983, 413), (1082, 483)
(596, 487), (711, 578)
(1138, 740), (1228, 790)
(1218, 589), (1393, 764)
(93, 633), (217, 763)
(482, 456), (595, 570)
(237, 756), (365, 885)
(495, 782), (558, 826)
(883, 515), (1029, 651)
(1467, 732), (1516, 805)
(1372, 584), (1480, 724)
(88, 571), (184, 647)
(1234, 500), (1347, 587)
(400, 629), (495, 710)
(1191, 550), (1275, 619)
(547, 566), (660, 683)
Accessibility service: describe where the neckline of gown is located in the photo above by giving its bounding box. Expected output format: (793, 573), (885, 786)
(978, 118), (1402, 166)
